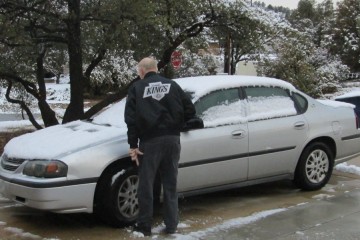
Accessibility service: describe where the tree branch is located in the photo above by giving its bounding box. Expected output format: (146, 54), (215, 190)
(5, 80), (43, 130)
(82, 76), (140, 120)
(0, 72), (39, 98)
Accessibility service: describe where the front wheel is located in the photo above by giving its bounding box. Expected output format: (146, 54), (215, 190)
(95, 167), (139, 227)
(294, 142), (334, 191)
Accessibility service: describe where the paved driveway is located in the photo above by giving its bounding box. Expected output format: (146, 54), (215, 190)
(0, 158), (359, 240)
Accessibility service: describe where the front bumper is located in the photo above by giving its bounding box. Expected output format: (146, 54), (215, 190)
(0, 173), (97, 214)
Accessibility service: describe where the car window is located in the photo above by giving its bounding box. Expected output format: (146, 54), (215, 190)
(195, 88), (240, 116)
(244, 87), (297, 121)
(195, 88), (246, 127)
(292, 92), (308, 114)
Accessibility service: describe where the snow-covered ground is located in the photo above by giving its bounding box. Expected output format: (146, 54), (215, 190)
(0, 75), (70, 119)
(131, 208), (287, 238)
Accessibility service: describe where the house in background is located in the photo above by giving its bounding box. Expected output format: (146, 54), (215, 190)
(236, 60), (258, 76)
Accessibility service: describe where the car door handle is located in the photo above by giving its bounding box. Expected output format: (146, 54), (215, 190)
(294, 121), (306, 129)
(231, 130), (245, 138)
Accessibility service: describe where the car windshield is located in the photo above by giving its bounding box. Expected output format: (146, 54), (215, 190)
(90, 91), (195, 128)
(91, 98), (127, 128)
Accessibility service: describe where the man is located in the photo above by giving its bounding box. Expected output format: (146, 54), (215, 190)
(124, 57), (196, 236)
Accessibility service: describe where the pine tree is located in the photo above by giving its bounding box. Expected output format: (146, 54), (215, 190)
(331, 0), (360, 72)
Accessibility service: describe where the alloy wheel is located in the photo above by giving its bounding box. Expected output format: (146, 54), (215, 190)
(305, 149), (329, 184)
(117, 175), (139, 218)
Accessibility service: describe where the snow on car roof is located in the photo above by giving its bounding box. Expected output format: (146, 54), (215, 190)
(174, 75), (296, 102)
(335, 90), (360, 100)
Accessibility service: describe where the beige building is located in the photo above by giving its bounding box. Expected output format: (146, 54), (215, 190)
(236, 60), (258, 76)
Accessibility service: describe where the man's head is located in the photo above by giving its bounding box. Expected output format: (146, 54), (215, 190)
(137, 57), (158, 79)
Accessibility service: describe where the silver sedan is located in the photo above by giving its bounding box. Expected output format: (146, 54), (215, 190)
(1, 75), (360, 226)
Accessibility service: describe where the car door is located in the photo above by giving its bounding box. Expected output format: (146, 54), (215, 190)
(177, 88), (249, 193)
(244, 87), (309, 180)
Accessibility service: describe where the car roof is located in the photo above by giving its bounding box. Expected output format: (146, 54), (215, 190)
(174, 75), (296, 102)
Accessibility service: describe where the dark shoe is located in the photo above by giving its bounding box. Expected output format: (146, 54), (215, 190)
(164, 228), (176, 234)
(133, 224), (151, 236)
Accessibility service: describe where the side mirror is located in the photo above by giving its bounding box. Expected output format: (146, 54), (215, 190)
(182, 117), (204, 132)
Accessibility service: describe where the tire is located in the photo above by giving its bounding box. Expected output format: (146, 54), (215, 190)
(95, 167), (139, 227)
(294, 142), (334, 191)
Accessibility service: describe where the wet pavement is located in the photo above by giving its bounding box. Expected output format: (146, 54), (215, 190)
(206, 157), (360, 240)
(207, 186), (360, 240)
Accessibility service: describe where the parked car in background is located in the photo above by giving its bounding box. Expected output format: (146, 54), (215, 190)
(1, 75), (360, 227)
(335, 90), (360, 118)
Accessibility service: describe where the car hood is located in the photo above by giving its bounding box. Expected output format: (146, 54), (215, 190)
(3, 120), (127, 160)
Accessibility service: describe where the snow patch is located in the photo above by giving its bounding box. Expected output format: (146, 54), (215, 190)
(0, 120), (41, 132)
(335, 162), (360, 175)
(296, 202), (308, 206)
(129, 209), (286, 239)
(312, 194), (335, 200)
(4, 227), (41, 239)
(111, 170), (126, 185)
(171, 209), (286, 239)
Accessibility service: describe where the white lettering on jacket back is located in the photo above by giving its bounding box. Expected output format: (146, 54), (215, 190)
(143, 82), (171, 101)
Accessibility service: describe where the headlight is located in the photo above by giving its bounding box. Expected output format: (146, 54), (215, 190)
(23, 160), (68, 178)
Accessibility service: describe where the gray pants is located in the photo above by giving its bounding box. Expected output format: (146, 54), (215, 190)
(137, 135), (181, 230)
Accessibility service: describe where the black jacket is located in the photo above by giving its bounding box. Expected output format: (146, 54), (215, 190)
(124, 72), (196, 148)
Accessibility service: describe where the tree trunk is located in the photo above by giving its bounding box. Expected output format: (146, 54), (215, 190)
(63, 0), (84, 123)
(231, 60), (236, 75)
(36, 44), (59, 127)
(5, 81), (43, 130)
(224, 34), (231, 74)
(82, 77), (139, 120)
(38, 100), (59, 127)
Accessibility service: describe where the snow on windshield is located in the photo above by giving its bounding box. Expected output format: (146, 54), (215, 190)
(92, 99), (127, 128)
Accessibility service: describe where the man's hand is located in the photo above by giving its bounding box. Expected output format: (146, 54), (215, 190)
(129, 148), (143, 166)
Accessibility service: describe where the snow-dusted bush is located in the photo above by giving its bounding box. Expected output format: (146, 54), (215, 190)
(89, 50), (138, 94)
(258, 34), (349, 98)
(172, 49), (220, 78)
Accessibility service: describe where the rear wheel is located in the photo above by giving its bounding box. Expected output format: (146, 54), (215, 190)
(294, 142), (334, 191)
